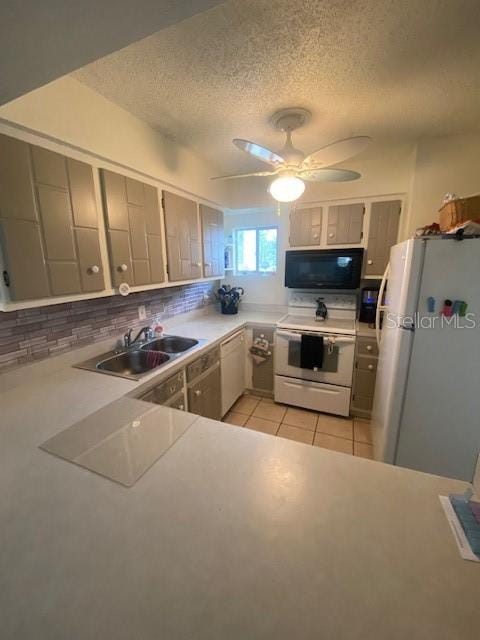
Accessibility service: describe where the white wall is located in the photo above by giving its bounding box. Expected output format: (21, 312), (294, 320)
(0, 76), (228, 206)
(407, 133), (480, 236)
(224, 208), (289, 307)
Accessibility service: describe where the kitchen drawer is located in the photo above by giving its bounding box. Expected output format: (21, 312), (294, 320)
(357, 338), (378, 357)
(187, 347), (220, 382)
(353, 367), (377, 397)
(274, 375), (351, 417)
(142, 370), (184, 404)
(351, 394), (374, 412)
(356, 356), (378, 374)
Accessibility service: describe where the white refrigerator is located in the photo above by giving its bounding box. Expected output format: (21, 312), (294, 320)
(371, 237), (480, 481)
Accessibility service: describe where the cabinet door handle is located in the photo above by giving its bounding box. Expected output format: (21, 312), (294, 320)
(204, 262), (211, 267)
(368, 364), (374, 371)
(89, 265), (100, 274)
(178, 404), (184, 410)
(194, 389), (202, 396)
(118, 264), (128, 272)
(366, 345), (373, 351)
(367, 259), (373, 265)
(192, 262), (202, 268)
(313, 233), (319, 239)
(328, 233), (334, 238)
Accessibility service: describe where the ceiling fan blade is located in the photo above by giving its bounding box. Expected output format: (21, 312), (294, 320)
(302, 136), (371, 168)
(210, 170), (276, 181)
(233, 139), (285, 166)
(299, 168), (361, 182)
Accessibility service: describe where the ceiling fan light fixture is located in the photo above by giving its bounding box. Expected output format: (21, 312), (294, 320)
(269, 175), (305, 202)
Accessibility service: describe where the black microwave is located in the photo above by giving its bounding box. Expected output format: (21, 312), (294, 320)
(285, 248), (364, 289)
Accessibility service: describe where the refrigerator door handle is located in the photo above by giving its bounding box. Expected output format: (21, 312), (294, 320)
(376, 262), (390, 346)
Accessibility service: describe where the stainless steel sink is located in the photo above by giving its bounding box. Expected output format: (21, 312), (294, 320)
(97, 349), (170, 376)
(74, 334), (205, 380)
(141, 336), (199, 353)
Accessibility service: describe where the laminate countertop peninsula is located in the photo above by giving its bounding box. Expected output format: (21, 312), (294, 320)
(1, 307), (479, 639)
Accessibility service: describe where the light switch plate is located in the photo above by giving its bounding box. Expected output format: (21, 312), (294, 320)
(138, 305), (146, 321)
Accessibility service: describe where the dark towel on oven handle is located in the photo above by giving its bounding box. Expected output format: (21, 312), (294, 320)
(300, 334), (324, 370)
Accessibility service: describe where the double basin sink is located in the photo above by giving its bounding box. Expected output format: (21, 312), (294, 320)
(76, 336), (201, 380)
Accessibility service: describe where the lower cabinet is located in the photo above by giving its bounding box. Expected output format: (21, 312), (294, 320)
(188, 363), (222, 420)
(250, 327), (275, 393)
(350, 336), (379, 418)
(187, 347), (222, 420)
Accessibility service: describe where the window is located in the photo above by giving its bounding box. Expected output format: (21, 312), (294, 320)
(235, 227), (278, 274)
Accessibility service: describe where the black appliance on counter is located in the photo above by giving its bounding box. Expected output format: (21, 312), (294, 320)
(285, 248), (364, 289)
(359, 287), (380, 324)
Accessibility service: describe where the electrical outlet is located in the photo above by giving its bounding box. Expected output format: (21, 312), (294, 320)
(138, 305), (147, 321)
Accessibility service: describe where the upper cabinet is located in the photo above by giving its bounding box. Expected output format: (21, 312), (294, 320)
(326, 203), (365, 245)
(365, 200), (401, 277)
(100, 169), (165, 287)
(0, 134), (105, 301)
(162, 191), (202, 282)
(289, 206), (322, 247)
(200, 204), (224, 277)
(0, 132), (223, 310)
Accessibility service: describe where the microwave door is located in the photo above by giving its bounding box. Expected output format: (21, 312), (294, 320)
(285, 249), (363, 289)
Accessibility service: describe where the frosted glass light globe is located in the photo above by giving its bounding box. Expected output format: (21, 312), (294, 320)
(269, 175), (305, 202)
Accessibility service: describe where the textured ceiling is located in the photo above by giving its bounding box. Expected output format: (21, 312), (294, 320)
(1, 0), (225, 105)
(74, 0), (480, 174)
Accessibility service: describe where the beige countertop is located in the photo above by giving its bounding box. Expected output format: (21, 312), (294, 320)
(1, 306), (479, 638)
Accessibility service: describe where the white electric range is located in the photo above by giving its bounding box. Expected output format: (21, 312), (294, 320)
(275, 292), (357, 417)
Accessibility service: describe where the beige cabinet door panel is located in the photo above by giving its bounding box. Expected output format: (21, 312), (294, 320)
(0, 135), (37, 221)
(290, 206), (322, 246)
(109, 230), (133, 286)
(327, 203), (364, 244)
(126, 177), (145, 206)
(0, 218), (49, 300)
(67, 158), (98, 228)
(200, 204), (224, 277)
(31, 146), (68, 188)
(128, 207), (148, 260)
(163, 191), (201, 281)
(101, 170), (129, 231)
(365, 200), (401, 276)
(144, 185), (161, 235)
(0, 136), (106, 301)
(36, 186), (76, 260)
(48, 262), (81, 296)
(102, 169), (164, 286)
(75, 228), (105, 292)
(133, 260), (150, 286)
(147, 235), (165, 283)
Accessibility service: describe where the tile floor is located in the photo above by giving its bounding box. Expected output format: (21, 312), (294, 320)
(223, 394), (373, 459)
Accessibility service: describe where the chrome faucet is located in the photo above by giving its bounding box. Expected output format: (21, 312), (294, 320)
(124, 326), (153, 348)
(315, 297), (328, 322)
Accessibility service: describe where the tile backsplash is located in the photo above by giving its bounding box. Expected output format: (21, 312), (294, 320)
(0, 282), (218, 374)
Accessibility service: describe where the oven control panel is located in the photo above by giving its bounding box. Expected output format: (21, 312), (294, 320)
(288, 291), (356, 310)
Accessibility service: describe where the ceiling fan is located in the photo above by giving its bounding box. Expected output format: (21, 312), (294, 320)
(211, 108), (371, 202)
